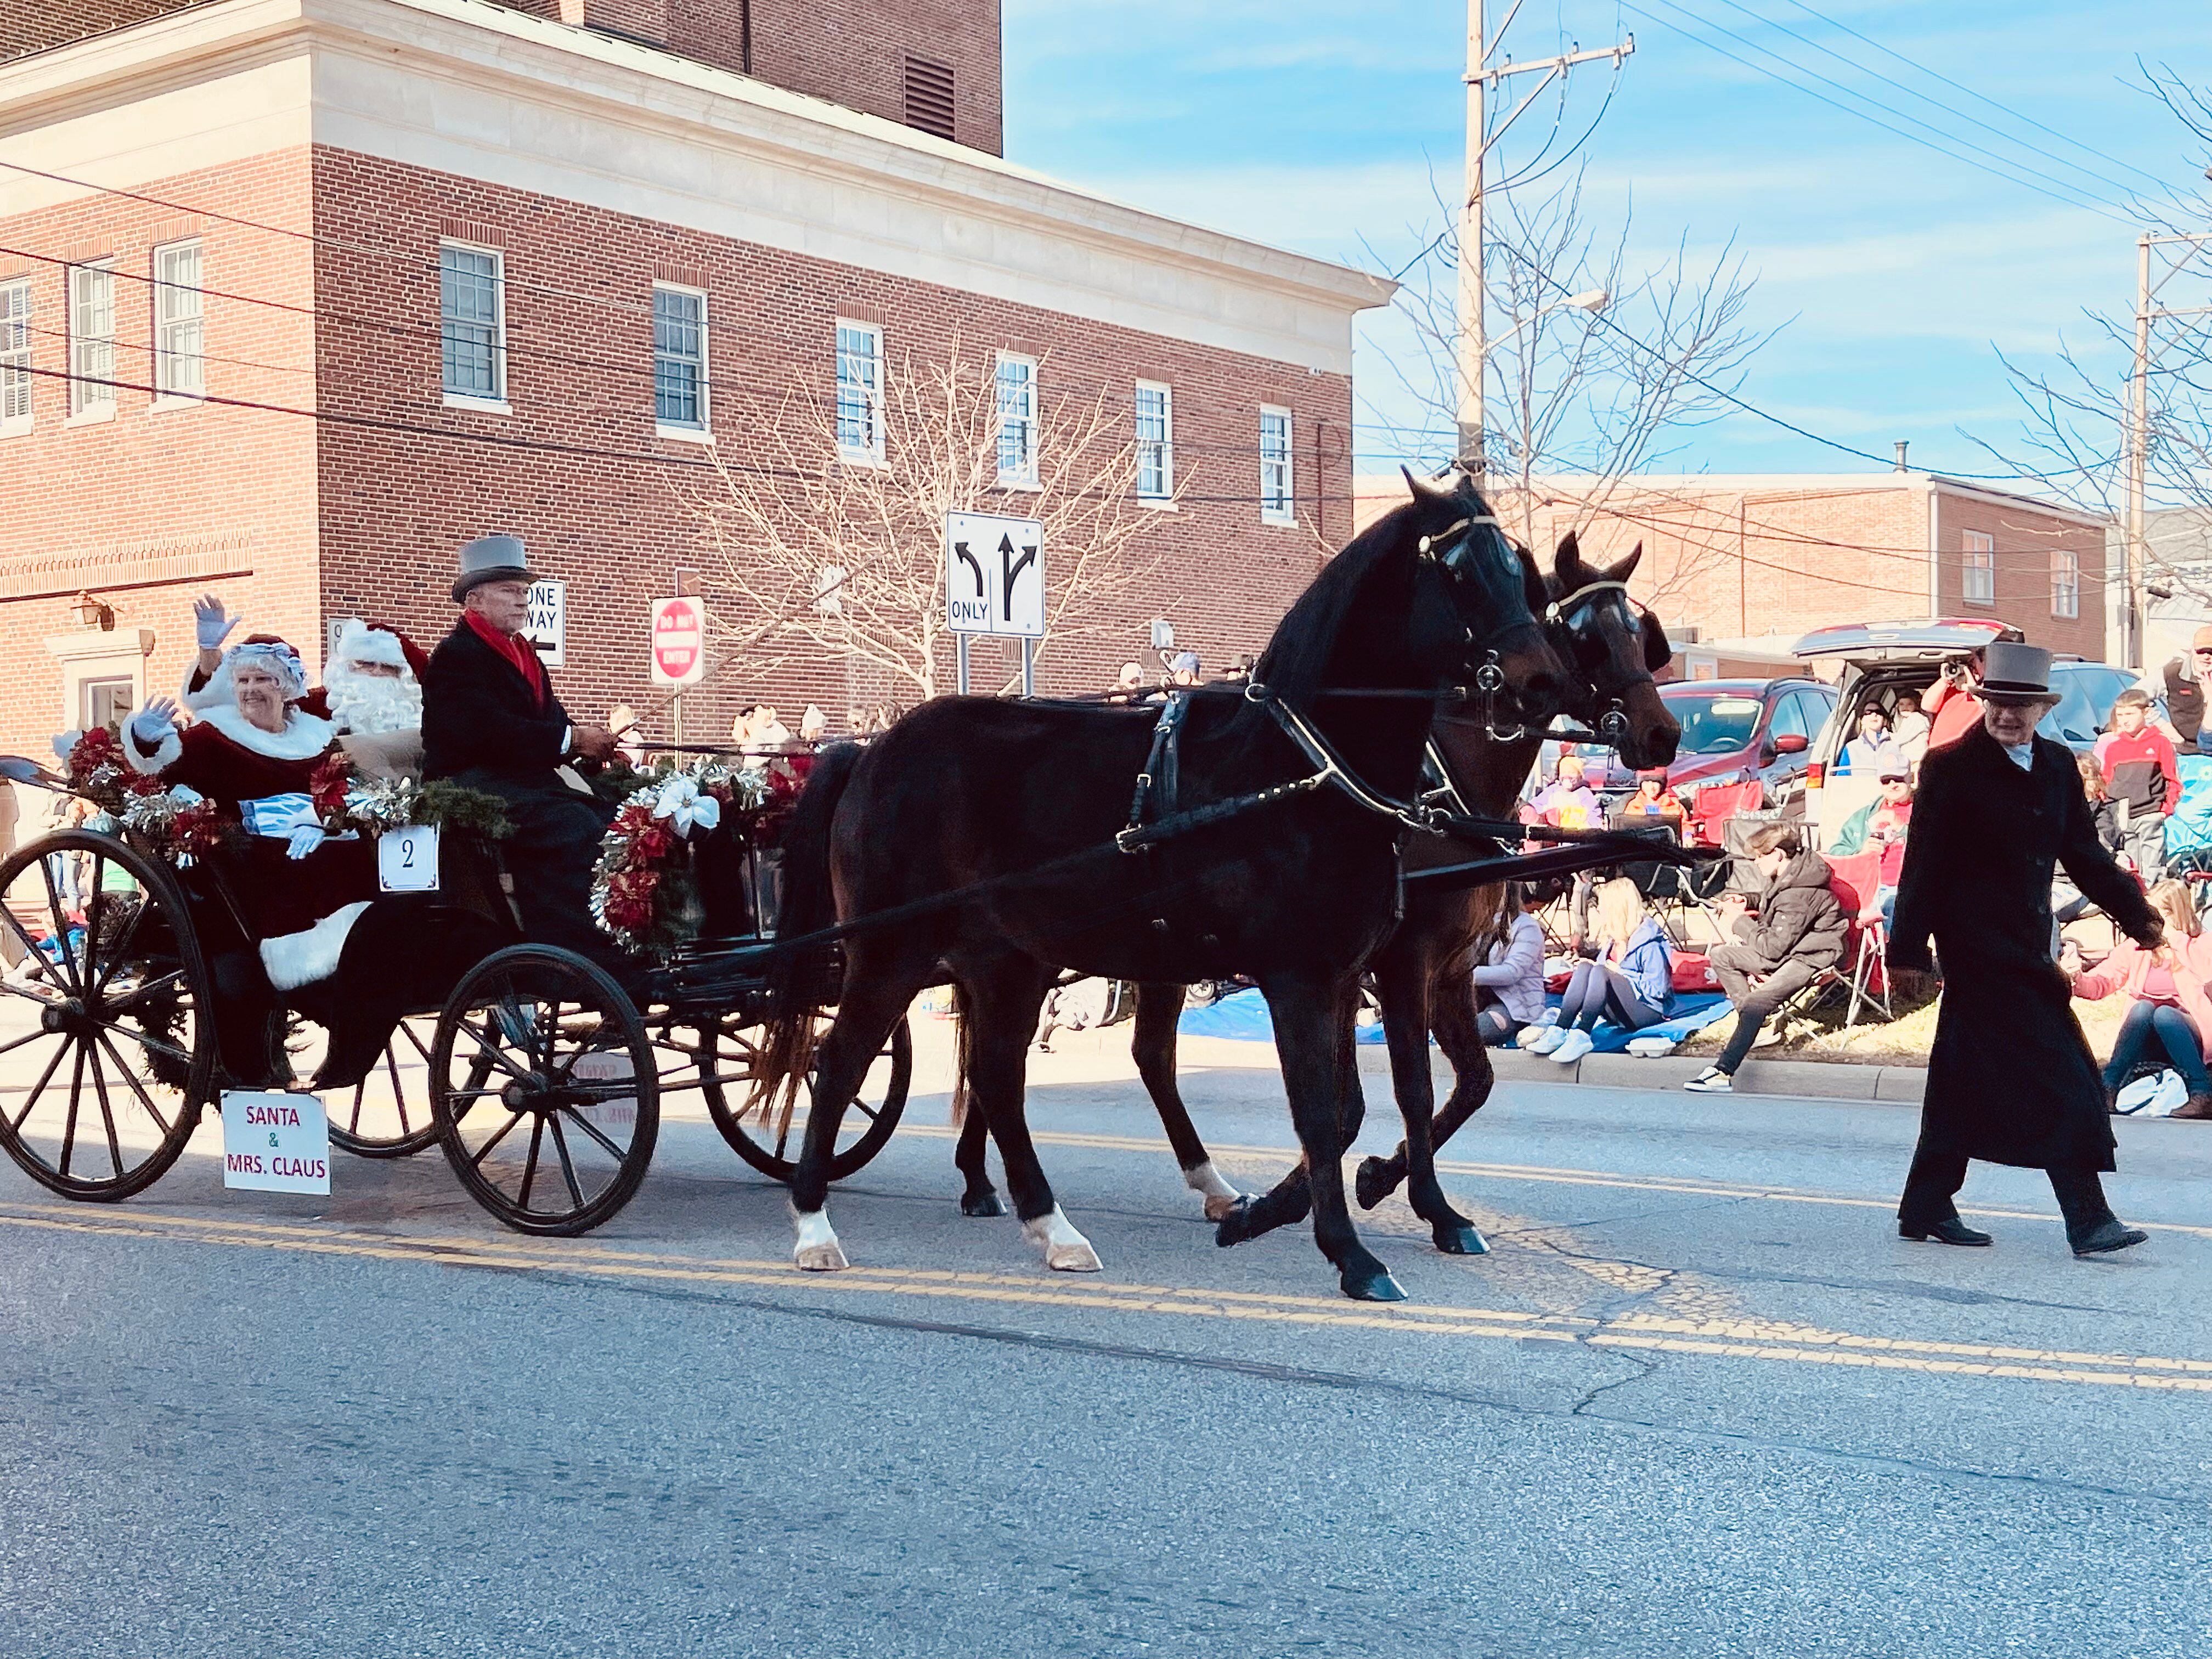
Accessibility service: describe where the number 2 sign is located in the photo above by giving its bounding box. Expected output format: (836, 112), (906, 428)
(378, 825), (441, 893)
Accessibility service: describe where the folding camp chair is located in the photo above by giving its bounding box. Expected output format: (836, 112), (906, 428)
(1610, 812), (1698, 945)
(1821, 849), (1893, 1029)
(1686, 778), (1764, 849)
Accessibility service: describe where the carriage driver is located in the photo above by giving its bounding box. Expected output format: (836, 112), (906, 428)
(420, 535), (627, 973)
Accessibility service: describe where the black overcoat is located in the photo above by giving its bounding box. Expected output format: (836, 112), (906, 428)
(421, 621), (574, 785)
(1888, 724), (2161, 1171)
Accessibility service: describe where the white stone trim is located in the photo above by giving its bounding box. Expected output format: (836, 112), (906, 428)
(0, 0), (1390, 375)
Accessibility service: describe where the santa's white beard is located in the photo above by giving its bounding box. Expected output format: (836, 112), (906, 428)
(326, 672), (422, 736)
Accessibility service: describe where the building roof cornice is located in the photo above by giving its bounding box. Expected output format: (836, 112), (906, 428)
(0, 0), (1393, 370)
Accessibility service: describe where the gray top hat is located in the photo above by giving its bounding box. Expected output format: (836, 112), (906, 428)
(1979, 640), (2055, 701)
(452, 534), (533, 604)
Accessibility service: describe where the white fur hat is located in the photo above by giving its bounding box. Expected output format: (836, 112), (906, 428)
(333, 618), (415, 677)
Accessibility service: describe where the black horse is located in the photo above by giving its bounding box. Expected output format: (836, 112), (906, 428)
(749, 470), (1572, 1301)
(949, 534), (1681, 1251)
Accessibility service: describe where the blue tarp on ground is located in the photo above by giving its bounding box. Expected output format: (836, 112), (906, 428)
(2163, 754), (2212, 859)
(1177, 986), (1737, 1053)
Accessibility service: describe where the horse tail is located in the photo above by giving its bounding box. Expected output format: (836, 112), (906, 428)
(749, 741), (864, 1118)
(947, 977), (975, 1130)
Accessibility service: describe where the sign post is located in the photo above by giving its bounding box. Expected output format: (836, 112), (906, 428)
(944, 511), (1043, 697)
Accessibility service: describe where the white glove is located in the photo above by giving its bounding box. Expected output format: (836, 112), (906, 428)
(193, 594), (238, 651)
(129, 702), (177, 746)
(285, 826), (327, 861)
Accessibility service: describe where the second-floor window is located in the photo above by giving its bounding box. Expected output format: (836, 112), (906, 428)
(2051, 546), (2080, 620)
(68, 261), (115, 420)
(653, 285), (708, 435)
(836, 319), (883, 461)
(1260, 406), (1294, 523)
(996, 352), (1037, 486)
(0, 279), (30, 434)
(440, 243), (505, 404)
(1961, 530), (1995, 605)
(153, 240), (205, 402)
(1135, 381), (1172, 501)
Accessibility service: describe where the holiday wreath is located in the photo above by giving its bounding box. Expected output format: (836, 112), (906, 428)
(590, 755), (804, 956)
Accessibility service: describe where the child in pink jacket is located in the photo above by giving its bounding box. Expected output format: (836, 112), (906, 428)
(2067, 879), (2212, 1118)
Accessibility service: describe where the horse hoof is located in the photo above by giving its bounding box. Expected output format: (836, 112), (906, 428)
(1341, 1266), (1409, 1303)
(795, 1242), (849, 1272)
(1201, 1191), (1245, 1223)
(1353, 1156), (1397, 1211)
(1023, 1206), (1102, 1272)
(1434, 1223), (1490, 1256)
(1214, 1196), (1256, 1248)
(961, 1190), (1008, 1218)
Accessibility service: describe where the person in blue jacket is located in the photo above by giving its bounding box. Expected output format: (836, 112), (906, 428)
(1521, 877), (1673, 1063)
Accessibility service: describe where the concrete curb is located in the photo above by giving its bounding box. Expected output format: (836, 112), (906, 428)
(1417, 1046), (1928, 1104)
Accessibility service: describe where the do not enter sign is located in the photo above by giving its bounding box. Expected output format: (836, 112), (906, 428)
(651, 595), (708, 687)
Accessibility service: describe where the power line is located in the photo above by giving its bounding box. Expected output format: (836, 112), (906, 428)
(1696, 0), (2164, 209)
(1618, 0), (2148, 228)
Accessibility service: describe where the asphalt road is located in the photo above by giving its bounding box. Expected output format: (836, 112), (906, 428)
(4, 1025), (2211, 1658)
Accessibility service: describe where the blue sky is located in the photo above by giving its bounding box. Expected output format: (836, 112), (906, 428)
(1003, 0), (2212, 482)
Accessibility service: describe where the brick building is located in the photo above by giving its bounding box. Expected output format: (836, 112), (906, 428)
(0, 0), (1388, 758)
(1356, 469), (2115, 668)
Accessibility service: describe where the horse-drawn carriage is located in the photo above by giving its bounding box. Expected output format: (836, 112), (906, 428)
(0, 757), (912, 1235)
(0, 473), (1715, 1301)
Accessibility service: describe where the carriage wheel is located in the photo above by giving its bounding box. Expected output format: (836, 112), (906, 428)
(430, 945), (658, 1236)
(699, 1015), (912, 1183)
(0, 830), (215, 1201)
(286, 1012), (442, 1160)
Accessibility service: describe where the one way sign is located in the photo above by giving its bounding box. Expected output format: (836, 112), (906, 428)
(944, 512), (1045, 639)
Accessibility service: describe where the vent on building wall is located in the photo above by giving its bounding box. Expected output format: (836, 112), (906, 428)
(904, 55), (957, 141)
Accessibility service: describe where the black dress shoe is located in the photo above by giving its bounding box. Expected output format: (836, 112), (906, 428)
(2070, 1220), (2149, 1257)
(1899, 1216), (1994, 1246)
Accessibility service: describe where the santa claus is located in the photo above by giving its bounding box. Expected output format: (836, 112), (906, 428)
(126, 636), (379, 992)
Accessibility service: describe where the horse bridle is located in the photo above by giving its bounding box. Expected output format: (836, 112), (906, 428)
(1416, 513), (1558, 743)
(1545, 577), (1645, 751)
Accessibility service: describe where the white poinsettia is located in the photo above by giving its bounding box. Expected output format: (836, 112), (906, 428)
(651, 775), (721, 838)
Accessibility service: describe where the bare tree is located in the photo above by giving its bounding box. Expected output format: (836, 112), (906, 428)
(685, 336), (1179, 708)
(1372, 165), (1775, 613)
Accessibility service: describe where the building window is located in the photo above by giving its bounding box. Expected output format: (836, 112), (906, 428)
(904, 55), (956, 142)
(81, 676), (135, 732)
(652, 284), (708, 436)
(151, 240), (205, 403)
(1135, 381), (1172, 502)
(439, 242), (505, 405)
(1961, 529), (1995, 606)
(1259, 405), (1294, 524)
(995, 352), (1037, 487)
(836, 319), (884, 462)
(0, 279), (30, 435)
(2051, 546), (2080, 620)
(67, 261), (115, 420)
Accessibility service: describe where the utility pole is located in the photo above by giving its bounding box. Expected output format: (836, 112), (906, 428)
(2126, 230), (2212, 669)
(1455, 3), (1633, 478)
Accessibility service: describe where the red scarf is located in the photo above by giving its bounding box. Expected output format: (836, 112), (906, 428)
(465, 611), (548, 710)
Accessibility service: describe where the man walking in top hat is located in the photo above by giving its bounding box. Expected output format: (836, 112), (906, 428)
(1888, 640), (2162, 1257)
(423, 535), (625, 969)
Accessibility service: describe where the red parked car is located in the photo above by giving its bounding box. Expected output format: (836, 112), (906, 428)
(1565, 676), (1838, 806)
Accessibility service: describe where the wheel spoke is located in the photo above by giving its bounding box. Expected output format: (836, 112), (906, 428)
(456, 1020), (533, 1082)
(385, 1040), (411, 1135)
(95, 1032), (173, 1135)
(90, 893), (149, 996)
(347, 1077), (368, 1136)
(38, 857), (82, 995)
(557, 1104), (627, 1160)
(9, 1039), (74, 1133)
(0, 1027), (57, 1064)
(465, 1105), (527, 1169)
(84, 1034), (124, 1180)
(0, 907), (62, 997)
(57, 1041), (86, 1178)
(399, 1020), (434, 1064)
(88, 1017), (192, 1066)
(545, 1113), (586, 1209)
(515, 1117), (545, 1209)
(81, 852), (105, 981)
(103, 969), (184, 1013)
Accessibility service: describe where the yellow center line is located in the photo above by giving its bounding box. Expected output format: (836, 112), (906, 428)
(8, 1201), (2211, 1395)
